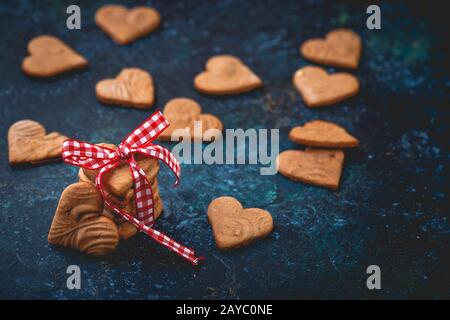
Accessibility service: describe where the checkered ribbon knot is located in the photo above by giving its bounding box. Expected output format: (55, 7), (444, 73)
(62, 111), (202, 265)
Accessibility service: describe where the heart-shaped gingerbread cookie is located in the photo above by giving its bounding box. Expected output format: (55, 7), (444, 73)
(158, 98), (223, 142)
(207, 196), (273, 250)
(277, 148), (344, 190)
(194, 55), (263, 95)
(300, 29), (361, 69)
(293, 66), (359, 108)
(96, 68), (155, 109)
(95, 5), (161, 45)
(289, 120), (359, 148)
(8, 120), (68, 165)
(22, 35), (88, 77)
(48, 182), (120, 255)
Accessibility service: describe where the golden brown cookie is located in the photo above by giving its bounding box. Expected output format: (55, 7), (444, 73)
(293, 66), (359, 107)
(95, 5), (161, 45)
(22, 35), (88, 77)
(96, 68), (155, 109)
(277, 148), (344, 190)
(158, 98), (223, 142)
(48, 182), (120, 255)
(194, 55), (263, 95)
(207, 196), (273, 250)
(300, 29), (361, 69)
(8, 120), (68, 165)
(289, 120), (359, 148)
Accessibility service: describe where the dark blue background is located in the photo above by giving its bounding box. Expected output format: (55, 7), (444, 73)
(0, 0), (449, 299)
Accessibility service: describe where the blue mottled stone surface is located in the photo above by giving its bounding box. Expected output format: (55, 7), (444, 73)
(0, 0), (449, 299)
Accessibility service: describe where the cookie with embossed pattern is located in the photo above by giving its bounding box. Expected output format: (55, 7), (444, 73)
(300, 29), (361, 69)
(277, 148), (344, 190)
(8, 120), (68, 165)
(22, 35), (87, 77)
(95, 5), (161, 45)
(207, 196), (273, 250)
(194, 55), (262, 95)
(96, 68), (155, 109)
(48, 182), (120, 255)
(293, 66), (359, 107)
(158, 98), (223, 142)
(289, 120), (359, 148)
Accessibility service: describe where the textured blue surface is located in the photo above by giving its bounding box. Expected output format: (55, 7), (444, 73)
(0, 0), (449, 299)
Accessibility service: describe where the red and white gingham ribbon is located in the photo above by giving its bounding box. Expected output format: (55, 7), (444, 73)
(62, 111), (202, 265)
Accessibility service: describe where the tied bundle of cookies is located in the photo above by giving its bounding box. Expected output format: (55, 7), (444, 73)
(47, 112), (201, 264)
(77, 144), (163, 240)
(47, 143), (163, 255)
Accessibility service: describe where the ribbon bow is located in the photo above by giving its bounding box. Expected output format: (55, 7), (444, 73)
(62, 111), (202, 265)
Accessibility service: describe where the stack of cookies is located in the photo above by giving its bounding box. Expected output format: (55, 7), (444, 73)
(79, 144), (163, 237)
(47, 143), (163, 254)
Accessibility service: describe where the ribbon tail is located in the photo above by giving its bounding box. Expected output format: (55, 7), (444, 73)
(112, 207), (203, 265)
(128, 159), (202, 265)
(141, 225), (203, 266)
